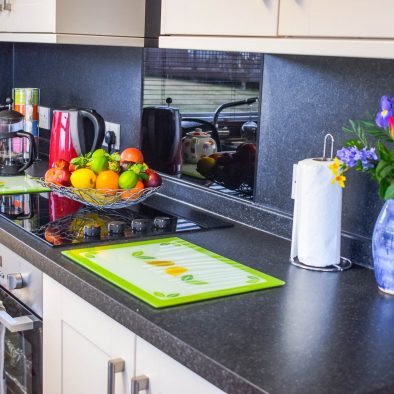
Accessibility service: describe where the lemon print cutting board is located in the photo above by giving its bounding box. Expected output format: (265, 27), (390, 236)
(0, 176), (50, 195)
(62, 237), (285, 308)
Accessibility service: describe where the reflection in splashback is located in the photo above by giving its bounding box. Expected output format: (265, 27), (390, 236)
(142, 48), (263, 201)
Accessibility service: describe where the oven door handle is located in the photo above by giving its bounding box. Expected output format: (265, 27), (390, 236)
(0, 301), (34, 333)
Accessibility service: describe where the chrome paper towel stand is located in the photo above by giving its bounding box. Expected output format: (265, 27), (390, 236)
(290, 133), (352, 272)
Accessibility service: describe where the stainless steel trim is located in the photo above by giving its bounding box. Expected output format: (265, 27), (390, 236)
(131, 375), (149, 394)
(0, 301), (34, 333)
(107, 358), (125, 394)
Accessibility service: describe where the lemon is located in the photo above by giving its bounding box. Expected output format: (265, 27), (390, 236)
(70, 168), (97, 189)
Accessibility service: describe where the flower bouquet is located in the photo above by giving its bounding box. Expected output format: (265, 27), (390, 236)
(332, 96), (394, 294)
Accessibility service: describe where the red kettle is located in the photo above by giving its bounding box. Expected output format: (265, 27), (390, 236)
(49, 109), (105, 168)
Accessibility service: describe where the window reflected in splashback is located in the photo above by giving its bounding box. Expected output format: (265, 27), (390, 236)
(142, 48), (263, 201)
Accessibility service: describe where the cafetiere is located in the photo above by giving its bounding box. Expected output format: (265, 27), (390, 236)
(0, 98), (35, 176)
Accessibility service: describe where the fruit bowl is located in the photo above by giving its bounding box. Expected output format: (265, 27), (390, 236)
(35, 178), (161, 210)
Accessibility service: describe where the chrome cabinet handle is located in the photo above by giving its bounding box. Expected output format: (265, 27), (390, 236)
(107, 358), (125, 394)
(0, 301), (34, 333)
(131, 375), (149, 394)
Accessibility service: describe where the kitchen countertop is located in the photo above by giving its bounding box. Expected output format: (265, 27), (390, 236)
(0, 195), (393, 394)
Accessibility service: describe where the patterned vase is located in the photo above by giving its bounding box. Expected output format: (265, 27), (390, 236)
(372, 199), (394, 294)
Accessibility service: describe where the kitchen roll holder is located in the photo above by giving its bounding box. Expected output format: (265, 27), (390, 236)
(290, 133), (352, 272)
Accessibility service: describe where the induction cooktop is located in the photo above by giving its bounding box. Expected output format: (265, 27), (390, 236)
(0, 193), (232, 247)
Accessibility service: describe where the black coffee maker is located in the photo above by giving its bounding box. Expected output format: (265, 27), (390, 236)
(0, 98), (35, 176)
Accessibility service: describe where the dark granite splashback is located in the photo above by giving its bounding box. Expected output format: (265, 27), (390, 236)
(13, 43), (143, 150)
(255, 54), (394, 267)
(0, 43), (13, 103)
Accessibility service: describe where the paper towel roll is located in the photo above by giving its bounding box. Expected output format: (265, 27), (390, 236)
(290, 158), (342, 267)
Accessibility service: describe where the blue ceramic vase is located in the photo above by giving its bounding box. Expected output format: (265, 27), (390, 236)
(372, 199), (394, 294)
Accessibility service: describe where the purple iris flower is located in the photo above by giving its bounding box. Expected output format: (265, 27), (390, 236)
(376, 96), (394, 128)
(337, 146), (377, 171)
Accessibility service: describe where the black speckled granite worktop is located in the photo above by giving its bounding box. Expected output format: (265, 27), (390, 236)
(0, 194), (393, 394)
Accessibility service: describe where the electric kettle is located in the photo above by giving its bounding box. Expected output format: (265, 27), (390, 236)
(0, 99), (35, 176)
(49, 109), (105, 168)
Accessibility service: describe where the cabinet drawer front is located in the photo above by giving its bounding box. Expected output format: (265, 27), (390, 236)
(279, 0), (394, 38)
(0, 0), (55, 33)
(136, 336), (225, 394)
(161, 0), (279, 37)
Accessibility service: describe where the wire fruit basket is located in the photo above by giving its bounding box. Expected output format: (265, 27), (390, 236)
(35, 178), (161, 210)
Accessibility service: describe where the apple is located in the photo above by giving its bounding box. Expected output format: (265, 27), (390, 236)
(233, 143), (256, 164)
(53, 159), (70, 170)
(120, 161), (134, 172)
(144, 171), (162, 188)
(45, 168), (71, 187)
(215, 152), (233, 166)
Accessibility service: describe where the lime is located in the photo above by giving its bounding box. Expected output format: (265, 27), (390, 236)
(119, 171), (138, 189)
(92, 148), (107, 159)
(91, 156), (109, 174)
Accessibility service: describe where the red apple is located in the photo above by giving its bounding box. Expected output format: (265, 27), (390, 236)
(144, 171), (162, 188)
(45, 168), (71, 187)
(53, 159), (70, 170)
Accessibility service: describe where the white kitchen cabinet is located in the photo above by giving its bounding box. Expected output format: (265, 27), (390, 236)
(0, 0), (148, 46)
(43, 275), (136, 394)
(161, 0), (279, 37)
(279, 0), (394, 39)
(43, 275), (225, 394)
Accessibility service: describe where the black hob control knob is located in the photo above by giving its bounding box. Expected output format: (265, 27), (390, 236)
(108, 221), (126, 234)
(131, 218), (152, 232)
(153, 216), (172, 229)
(84, 223), (101, 238)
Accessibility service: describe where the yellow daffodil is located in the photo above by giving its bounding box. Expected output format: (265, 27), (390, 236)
(328, 157), (341, 176)
(331, 174), (346, 188)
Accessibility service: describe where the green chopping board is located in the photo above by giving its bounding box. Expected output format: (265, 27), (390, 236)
(0, 175), (50, 195)
(62, 237), (285, 308)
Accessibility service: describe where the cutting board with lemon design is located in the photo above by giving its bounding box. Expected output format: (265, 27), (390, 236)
(62, 237), (285, 308)
(0, 175), (50, 195)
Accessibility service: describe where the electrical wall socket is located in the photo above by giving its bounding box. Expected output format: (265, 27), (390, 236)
(103, 121), (121, 150)
(38, 106), (51, 130)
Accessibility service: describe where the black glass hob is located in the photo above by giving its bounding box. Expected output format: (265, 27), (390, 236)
(0, 193), (232, 247)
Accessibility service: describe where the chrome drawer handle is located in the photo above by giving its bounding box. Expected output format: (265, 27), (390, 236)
(0, 301), (34, 333)
(131, 375), (149, 394)
(107, 358), (125, 394)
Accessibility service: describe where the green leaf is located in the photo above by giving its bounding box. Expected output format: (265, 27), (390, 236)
(166, 293), (180, 298)
(378, 142), (390, 161)
(84, 253), (97, 259)
(188, 280), (208, 285)
(379, 178), (390, 199)
(181, 275), (193, 281)
(384, 184), (394, 200)
(136, 256), (155, 260)
(132, 251), (143, 257)
(138, 173), (149, 181)
(160, 242), (171, 246)
(153, 292), (165, 298)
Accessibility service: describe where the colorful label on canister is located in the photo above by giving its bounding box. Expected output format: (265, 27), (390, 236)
(13, 88), (39, 105)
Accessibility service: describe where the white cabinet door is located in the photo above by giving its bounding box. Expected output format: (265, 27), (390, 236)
(0, 0), (55, 33)
(0, 0), (145, 36)
(279, 0), (394, 39)
(43, 275), (136, 394)
(135, 336), (225, 394)
(161, 0), (279, 37)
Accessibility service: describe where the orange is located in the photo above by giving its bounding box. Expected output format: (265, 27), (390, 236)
(96, 170), (119, 192)
(121, 180), (144, 200)
(146, 261), (175, 267)
(120, 148), (144, 164)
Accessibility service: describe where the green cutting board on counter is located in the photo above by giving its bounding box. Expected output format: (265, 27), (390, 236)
(0, 175), (50, 195)
(62, 237), (285, 308)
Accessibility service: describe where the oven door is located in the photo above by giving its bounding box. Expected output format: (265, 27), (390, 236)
(0, 287), (42, 394)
